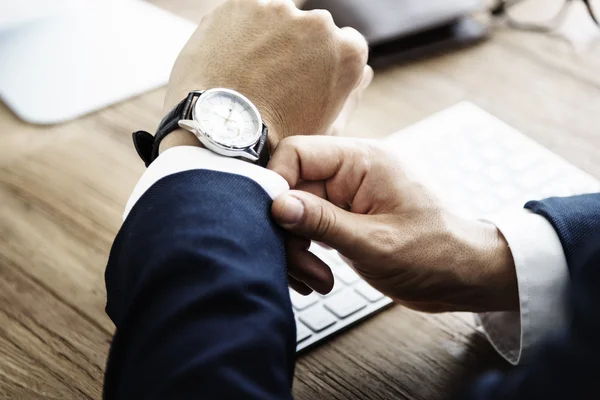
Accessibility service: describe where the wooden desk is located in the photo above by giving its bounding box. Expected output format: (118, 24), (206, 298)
(1, 1), (599, 398)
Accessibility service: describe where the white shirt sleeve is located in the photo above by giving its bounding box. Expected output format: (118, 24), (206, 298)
(476, 210), (570, 365)
(124, 146), (290, 220)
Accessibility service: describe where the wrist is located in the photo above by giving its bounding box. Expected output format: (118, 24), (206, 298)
(254, 101), (286, 151)
(159, 129), (203, 154)
(441, 213), (518, 313)
(464, 219), (518, 312)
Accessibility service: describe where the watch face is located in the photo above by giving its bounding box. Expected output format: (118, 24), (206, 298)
(193, 89), (262, 149)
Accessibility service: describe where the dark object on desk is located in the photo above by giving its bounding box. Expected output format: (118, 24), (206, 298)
(369, 17), (488, 68)
(302, 0), (487, 67)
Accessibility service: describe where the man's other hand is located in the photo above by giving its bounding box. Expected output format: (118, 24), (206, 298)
(161, 0), (372, 152)
(269, 136), (519, 313)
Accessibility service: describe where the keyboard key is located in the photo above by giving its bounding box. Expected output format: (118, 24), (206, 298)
(299, 305), (337, 332)
(320, 279), (344, 297)
(429, 147), (451, 164)
(538, 184), (570, 199)
(517, 164), (559, 188)
(464, 176), (488, 193)
(468, 127), (494, 143)
(474, 193), (501, 214)
(480, 145), (503, 161)
(566, 176), (600, 195)
(449, 134), (473, 152)
(355, 281), (385, 302)
(438, 167), (462, 183)
(458, 157), (481, 172)
(444, 185), (466, 206)
(509, 152), (539, 171)
(485, 165), (509, 182)
(514, 194), (536, 208)
(325, 290), (367, 319)
(310, 244), (345, 271)
(309, 242), (332, 257)
(580, 183), (600, 194)
(289, 290), (319, 311)
(296, 320), (312, 343)
(334, 266), (360, 285)
(495, 184), (519, 201)
(499, 134), (524, 152)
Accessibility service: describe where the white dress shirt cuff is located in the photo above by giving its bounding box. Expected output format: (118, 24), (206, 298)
(477, 209), (569, 365)
(124, 146), (290, 219)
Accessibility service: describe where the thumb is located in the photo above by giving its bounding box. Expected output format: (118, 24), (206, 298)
(272, 190), (361, 255)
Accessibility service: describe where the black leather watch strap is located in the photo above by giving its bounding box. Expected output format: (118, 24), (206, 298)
(256, 124), (270, 168)
(132, 91), (202, 167)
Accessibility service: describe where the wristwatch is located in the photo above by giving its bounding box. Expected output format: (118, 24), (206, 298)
(132, 88), (270, 167)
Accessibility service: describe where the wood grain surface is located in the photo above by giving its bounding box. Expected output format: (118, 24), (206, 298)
(1, 1), (599, 399)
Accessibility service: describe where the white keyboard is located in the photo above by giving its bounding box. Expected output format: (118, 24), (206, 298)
(294, 244), (393, 351)
(293, 102), (600, 351)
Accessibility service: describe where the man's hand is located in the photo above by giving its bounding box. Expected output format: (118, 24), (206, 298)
(269, 136), (519, 313)
(160, 0), (372, 153)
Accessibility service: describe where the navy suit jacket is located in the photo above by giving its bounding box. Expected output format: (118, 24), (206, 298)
(103, 169), (600, 399)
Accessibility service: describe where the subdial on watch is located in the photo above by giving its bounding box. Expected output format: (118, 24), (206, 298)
(220, 119), (241, 139)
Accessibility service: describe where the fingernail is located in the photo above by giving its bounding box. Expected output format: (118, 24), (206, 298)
(279, 195), (304, 224)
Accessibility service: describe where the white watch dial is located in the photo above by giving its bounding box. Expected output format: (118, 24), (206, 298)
(193, 89), (262, 149)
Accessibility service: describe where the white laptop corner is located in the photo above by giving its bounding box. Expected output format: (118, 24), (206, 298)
(0, 1), (196, 125)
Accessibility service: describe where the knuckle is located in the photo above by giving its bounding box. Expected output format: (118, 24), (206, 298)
(355, 40), (370, 61)
(347, 142), (374, 173)
(306, 9), (335, 30)
(269, 0), (293, 13)
(354, 145), (374, 172)
(340, 57), (366, 87)
(255, 0), (292, 14)
(342, 38), (369, 67)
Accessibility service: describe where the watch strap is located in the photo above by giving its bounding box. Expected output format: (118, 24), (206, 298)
(132, 130), (155, 167)
(256, 124), (270, 168)
(132, 91), (201, 167)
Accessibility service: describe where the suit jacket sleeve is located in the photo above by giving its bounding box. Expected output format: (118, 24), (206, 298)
(460, 193), (600, 399)
(102, 169), (296, 399)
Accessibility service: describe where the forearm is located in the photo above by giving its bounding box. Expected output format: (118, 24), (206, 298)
(104, 170), (295, 399)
